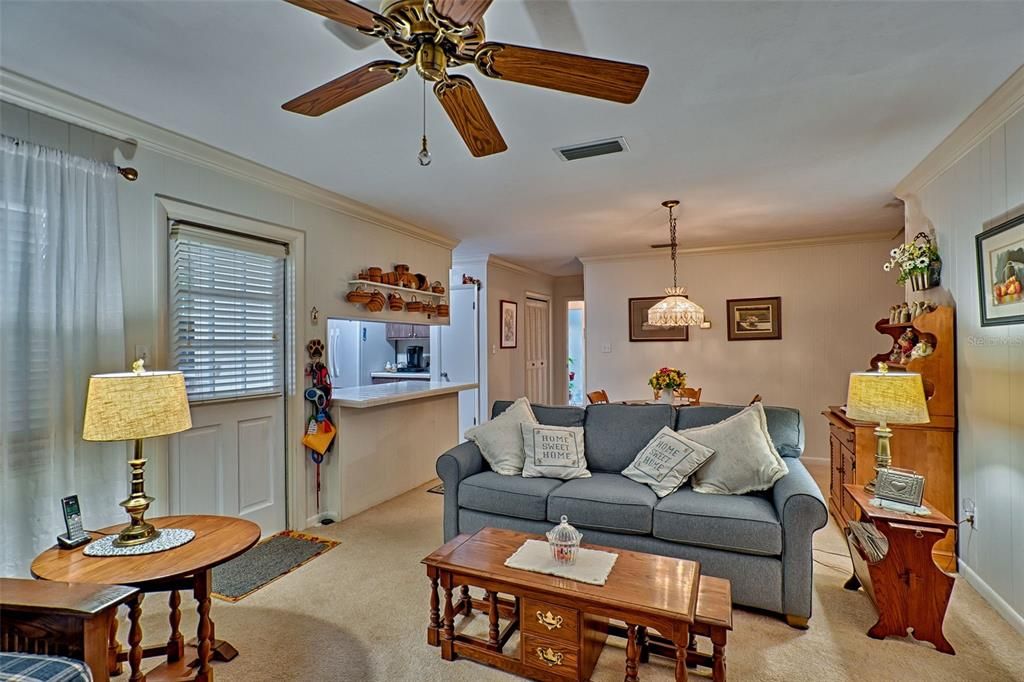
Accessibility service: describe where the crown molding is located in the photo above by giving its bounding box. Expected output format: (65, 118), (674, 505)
(578, 230), (896, 265)
(894, 65), (1024, 198)
(0, 69), (459, 249)
(487, 255), (554, 280)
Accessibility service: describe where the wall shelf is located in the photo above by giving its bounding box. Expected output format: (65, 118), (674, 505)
(347, 280), (445, 299)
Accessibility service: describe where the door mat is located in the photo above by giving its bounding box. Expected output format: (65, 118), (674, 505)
(212, 530), (339, 602)
(427, 483), (445, 495)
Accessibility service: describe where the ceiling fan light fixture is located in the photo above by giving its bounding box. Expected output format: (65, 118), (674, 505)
(647, 200), (705, 328)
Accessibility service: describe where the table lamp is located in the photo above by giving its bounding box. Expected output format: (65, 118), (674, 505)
(82, 359), (192, 546)
(845, 362), (930, 492)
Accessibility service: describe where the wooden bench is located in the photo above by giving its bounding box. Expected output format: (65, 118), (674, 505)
(626, 575), (733, 681)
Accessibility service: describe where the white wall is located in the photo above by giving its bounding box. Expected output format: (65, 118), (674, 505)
(583, 237), (898, 458)
(1, 95), (454, 527)
(899, 91), (1024, 631)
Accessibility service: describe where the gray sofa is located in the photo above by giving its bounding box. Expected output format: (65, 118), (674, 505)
(436, 401), (828, 627)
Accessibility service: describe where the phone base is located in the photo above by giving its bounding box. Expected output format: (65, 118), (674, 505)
(57, 533), (91, 549)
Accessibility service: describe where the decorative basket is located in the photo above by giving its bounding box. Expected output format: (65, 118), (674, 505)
(437, 301), (450, 317)
(346, 286), (372, 305)
(423, 302), (437, 315)
(406, 296), (424, 313)
(382, 271), (400, 286)
(402, 273), (417, 289)
(431, 281), (446, 295)
(357, 271), (371, 281)
(546, 515), (582, 566)
(415, 273), (429, 291)
(366, 290), (387, 312)
(394, 263), (410, 275)
(388, 292), (404, 311)
(367, 266), (383, 277)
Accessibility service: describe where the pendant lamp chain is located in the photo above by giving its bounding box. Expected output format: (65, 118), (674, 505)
(668, 202), (678, 289)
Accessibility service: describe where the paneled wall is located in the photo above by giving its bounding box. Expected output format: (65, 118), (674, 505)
(2, 99), (454, 526)
(582, 237), (899, 458)
(901, 104), (1024, 631)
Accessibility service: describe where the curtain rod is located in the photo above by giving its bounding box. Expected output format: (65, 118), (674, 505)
(6, 135), (138, 181)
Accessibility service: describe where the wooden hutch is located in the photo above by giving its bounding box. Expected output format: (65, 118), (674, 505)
(823, 305), (957, 562)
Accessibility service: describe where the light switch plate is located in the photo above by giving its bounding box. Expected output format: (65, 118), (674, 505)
(601, 343), (612, 353)
(134, 344), (150, 364)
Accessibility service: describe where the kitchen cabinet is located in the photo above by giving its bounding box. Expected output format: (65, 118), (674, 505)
(372, 376), (430, 384)
(386, 323), (430, 340)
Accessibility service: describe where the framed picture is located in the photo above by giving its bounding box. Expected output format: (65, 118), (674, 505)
(499, 299), (518, 348)
(976, 211), (1024, 327)
(727, 297), (782, 341)
(628, 297), (689, 342)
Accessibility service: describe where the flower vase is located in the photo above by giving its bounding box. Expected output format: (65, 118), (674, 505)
(910, 270), (931, 292)
(659, 390), (675, 404)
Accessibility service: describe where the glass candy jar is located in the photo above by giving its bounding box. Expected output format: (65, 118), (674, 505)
(546, 515), (583, 566)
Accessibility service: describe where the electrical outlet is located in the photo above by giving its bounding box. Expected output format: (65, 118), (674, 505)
(134, 344), (150, 364)
(962, 497), (977, 529)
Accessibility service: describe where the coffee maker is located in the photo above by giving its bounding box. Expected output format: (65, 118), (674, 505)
(406, 346), (424, 370)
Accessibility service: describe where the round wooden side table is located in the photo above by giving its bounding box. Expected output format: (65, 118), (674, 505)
(32, 515), (260, 682)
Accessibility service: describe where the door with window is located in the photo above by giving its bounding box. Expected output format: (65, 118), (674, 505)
(167, 224), (287, 534)
(524, 296), (551, 404)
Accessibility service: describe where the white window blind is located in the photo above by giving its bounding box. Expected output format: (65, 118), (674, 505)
(169, 223), (286, 402)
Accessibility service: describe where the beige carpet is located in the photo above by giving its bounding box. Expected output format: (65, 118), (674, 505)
(119, 465), (1024, 681)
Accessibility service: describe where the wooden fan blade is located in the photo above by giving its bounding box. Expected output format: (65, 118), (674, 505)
(283, 0), (390, 35)
(282, 61), (404, 116)
(431, 0), (492, 27)
(434, 76), (507, 158)
(475, 42), (649, 104)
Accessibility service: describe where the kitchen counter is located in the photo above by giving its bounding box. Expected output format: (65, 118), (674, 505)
(369, 371), (430, 380)
(332, 381), (477, 409)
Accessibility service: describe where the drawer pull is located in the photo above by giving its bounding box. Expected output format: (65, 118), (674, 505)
(536, 610), (563, 631)
(536, 646), (564, 667)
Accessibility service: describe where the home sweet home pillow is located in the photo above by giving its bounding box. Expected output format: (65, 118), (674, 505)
(521, 424), (590, 480)
(621, 426), (715, 497)
(465, 397), (537, 475)
(682, 403), (789, 495)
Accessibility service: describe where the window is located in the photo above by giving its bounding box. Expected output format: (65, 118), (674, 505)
(169, 223), (286, 402)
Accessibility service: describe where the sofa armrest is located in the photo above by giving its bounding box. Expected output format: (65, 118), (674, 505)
(436, 440), (486, 541)
(773, 458), (828, 620)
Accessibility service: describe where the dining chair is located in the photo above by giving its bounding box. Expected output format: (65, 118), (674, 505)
(679, 387), (702, 405)
(749, 394), (762, 405)
(587, 390), (610, 405)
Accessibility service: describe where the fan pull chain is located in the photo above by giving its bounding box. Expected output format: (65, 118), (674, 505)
(418, 78), (431, 166)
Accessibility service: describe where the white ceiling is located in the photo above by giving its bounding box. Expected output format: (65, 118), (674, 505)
(2, 1), (1022, 275)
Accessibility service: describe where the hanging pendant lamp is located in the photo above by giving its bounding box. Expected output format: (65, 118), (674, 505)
(647, 200), (705, 327)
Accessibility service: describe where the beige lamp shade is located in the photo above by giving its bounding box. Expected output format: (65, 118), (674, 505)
(846, 370), (930, 425)
(647, 287), (706, 327)
(83, 370), (192, 441)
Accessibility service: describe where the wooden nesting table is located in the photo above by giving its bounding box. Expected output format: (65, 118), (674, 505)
(31, 515), (260, 682)
(423, 527), (732, 681)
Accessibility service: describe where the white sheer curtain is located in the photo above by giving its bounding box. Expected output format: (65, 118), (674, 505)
(1, 135), (127, 576)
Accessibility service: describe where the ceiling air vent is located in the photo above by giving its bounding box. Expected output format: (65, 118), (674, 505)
(554, 137), (628, 162)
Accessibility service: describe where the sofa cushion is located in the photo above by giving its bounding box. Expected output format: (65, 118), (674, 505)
(466, 397), (537, 475)
(621, 427), (715, 497)
(675, 404), (804, 458)
(583, 404), (674, 473)
(522, 424), (591, 480)
(547, 473), (658, 534)
(459, 472), (565, 521)
(492, 401), (585, 427)
(653, 487), (783, 556)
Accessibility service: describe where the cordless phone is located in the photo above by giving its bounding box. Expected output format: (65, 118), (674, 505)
(57, 495), (90, 549)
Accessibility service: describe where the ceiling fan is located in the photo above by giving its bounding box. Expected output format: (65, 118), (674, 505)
(281, 0), (650, 157)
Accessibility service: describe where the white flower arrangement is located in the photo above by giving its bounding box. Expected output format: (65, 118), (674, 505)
(883, 232), (940, 284)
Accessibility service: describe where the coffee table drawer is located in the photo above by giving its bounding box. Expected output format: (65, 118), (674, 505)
(523, 597), (579, 642)
(523, 632), (579, 678)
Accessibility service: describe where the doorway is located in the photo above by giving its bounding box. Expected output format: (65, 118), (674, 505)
(524, 295), (552, 404)
(439, 284), (480, 437)
(567, 300), (585, 405)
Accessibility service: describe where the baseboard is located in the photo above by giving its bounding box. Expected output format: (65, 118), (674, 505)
(958, 559), (1024, 636)
(304, 512), (339, 529)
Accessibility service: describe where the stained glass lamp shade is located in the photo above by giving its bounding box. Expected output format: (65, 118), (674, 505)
(648, 200), (705, 327)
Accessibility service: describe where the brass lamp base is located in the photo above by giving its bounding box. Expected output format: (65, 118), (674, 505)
(113, 440), (161, 547)
(865, 422), (893, 494)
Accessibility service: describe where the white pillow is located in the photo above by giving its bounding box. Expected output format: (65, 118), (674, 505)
(521, 424), (591, 480)
(465, 397), (537, 475)
(621, 426), (715, 497)
(682, 403), (789, 495)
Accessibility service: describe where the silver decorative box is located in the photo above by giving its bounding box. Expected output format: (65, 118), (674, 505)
(874, 468), (925, 507)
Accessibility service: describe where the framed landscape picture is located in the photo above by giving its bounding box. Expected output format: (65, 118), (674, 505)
(977, 211), (1024, 327)
(499, 299), (518, 348)
(628, 297), (688, 342)
(727, 297), (782, 341)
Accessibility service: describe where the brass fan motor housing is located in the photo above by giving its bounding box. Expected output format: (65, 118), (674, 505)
(379, 0), (484, 67)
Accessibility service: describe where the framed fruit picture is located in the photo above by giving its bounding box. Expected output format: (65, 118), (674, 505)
(976, 211), (1024, 327)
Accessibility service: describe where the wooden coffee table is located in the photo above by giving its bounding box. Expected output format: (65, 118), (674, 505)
(32, 515), (260, 682)
(422, 527), (701, 681)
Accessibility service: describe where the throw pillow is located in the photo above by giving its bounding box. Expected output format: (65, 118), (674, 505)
(621, 426), (715, 497)
(521, 424), (591, 480)
(464, 397), (537, 475)
(682, 402), (789, 495)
